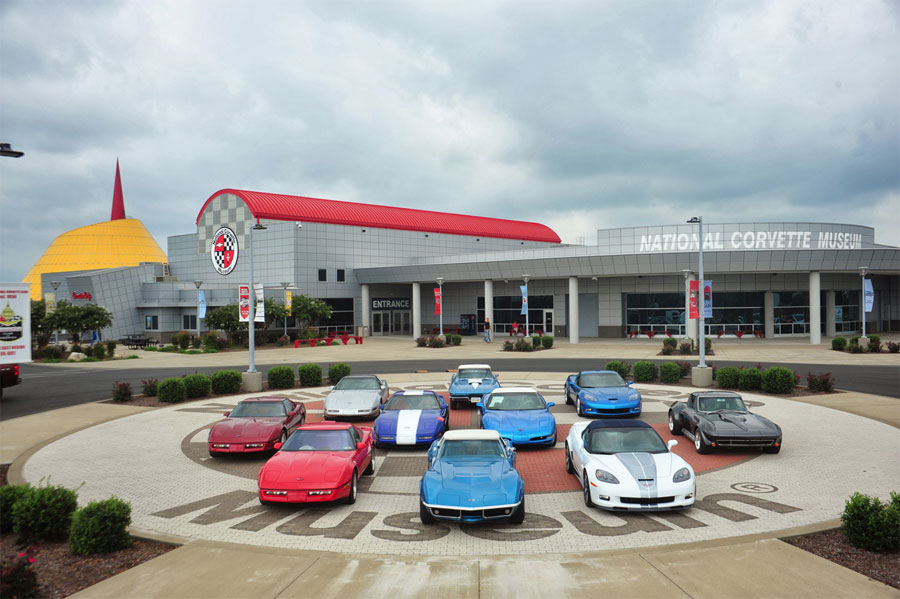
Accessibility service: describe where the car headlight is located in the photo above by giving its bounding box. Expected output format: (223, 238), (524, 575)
(595, 469), (619, 484)
(673, 467), (691, 483)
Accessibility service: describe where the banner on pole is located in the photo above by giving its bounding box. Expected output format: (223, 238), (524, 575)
(703, 280), (713, 318)
(689, 280), (699, 319)
(286, 291), (292, 316)
(254, 284), (265, 323)
(520, 285), (528, 315)
(239, 286), (251, 322)
(864, 279), (874, 313)
(434, 288), (442, 315)
(198, 290), (207, 319)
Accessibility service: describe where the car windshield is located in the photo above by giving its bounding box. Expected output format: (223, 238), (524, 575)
(438, 439), (505, 458)
(281, 429), (354, 451)
(334, 377), (381, 391)
(385, 394), (442, 410)
(579, 373), (625, 388)
(698, 396), (748, 412)
(228, 402), (286, 418)
(586, 428), (667, 454)
(484, 393), (545, 411)
(458, 368), (491, 379)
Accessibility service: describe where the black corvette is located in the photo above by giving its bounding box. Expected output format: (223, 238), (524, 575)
(668, 391), (782, 454)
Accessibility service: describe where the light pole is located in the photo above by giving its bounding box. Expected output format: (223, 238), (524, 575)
(194, 280), (203, 340)
(687, 217), (706, 369)
(248, 220), (267, 374)
(281, 282), (291, 337)
(522, 274), (531, 336)
(435, 277), (444, 336)
(50, 281), (61, 345)
(858, 267), (868, 339)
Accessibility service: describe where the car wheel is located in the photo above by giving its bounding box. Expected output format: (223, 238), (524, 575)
(668, 411), (682, 435)
(583, 472), (594, 508)
(419, 500), (435, 524)
(364, 453), (375, 475)
(764, 444), (781, 454)
(345, 471), (358, 504)
(576, 397), (584, 417)
(694, 430), (711, 454)
(510, 496), (525, 524)
(564, 444), (574, 474)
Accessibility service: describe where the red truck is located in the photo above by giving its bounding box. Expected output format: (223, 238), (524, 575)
(1, 364), (20, 399)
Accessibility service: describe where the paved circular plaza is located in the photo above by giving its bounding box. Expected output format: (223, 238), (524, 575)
(21, 376), (899, 556)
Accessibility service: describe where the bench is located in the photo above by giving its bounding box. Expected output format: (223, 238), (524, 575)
(123, 335), (158, 350)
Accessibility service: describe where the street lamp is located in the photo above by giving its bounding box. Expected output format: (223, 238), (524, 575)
(687, 217), (706, 369)
(281, 282), (292, 337)
(858, 267), (869, 339)
(0, 143), (24, 158)
(435, 277), (445, 336)
(50, 281), (61, 345)
(194, 280), (203, 341)
(522, 275), (531, 336)
(248, 220), (267, 374)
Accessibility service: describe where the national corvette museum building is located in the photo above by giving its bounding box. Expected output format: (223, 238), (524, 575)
(39, 189), (900, 344)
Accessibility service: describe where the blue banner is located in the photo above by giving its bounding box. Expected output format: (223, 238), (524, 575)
(520, 285), (528, 315)
(198, 290), (207, 319)
(703, 280), (712, 318)
(864, 279), (874, 313)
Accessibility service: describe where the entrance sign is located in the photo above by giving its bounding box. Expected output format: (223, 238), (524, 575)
(211, 227), (238, 275)
(372, 298), (410, 310)
(239, 285), (250, 322)
(0, 283), (31, 362)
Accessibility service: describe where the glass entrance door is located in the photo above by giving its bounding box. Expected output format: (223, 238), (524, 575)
(543, 310), (553, 335)
(372, 311), (390, 335)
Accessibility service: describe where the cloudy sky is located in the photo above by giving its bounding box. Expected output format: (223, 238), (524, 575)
(1, 0), (898, 282)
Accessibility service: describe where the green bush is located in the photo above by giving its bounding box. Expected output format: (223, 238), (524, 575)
(141, 378), (158, 397)
(678, 342), (692, 355)
(267, 366), (295, 389)
(541, 336), (553, 349)
(675, 361), (692, 378)
(69, 497), (133, 555)
(0, 485), (31, 534)
(868, 334), (882, 353)
(659, 362), (682, 384)
(211, 370), (242, 394)
(158, 345), (176, 352)
(704, 337), (712, 352)
(111, 381), (132, 401)
(90, 344), (106, 359)
(632, 361), (657, 382)
(604, 361), (629, 378)
(661, 345), (674, 355)
(531, 335), (542, 348)
(298, 363), (323, 387)
(202, 331), (219, 350)
(502, 340), (514, 352)
(831, 336), (848, 351)
(171, 331), (191, 350)
(158, 377), (186, 403)
(716, 366), (740, 389)
(737, 368), (762, 390)
(182, 373), (211, 398)
(0, 546), (39, 599)
(761, 366), (795, 394)
(427, 336), (445, 348)
(662, 337), (678, 349)
(71, 344), (83, 354)
(451, 334), (462, 346)
(514, 338), (533, 352)
(41, 345), (63, 360)
(12, 485), (78, 544)
(849, 335), (861, 346)
(328, 363), (351, 385)
(105, 340), (117, 356)
(840, 492), (900, 553)
(807, 372), (835, 392)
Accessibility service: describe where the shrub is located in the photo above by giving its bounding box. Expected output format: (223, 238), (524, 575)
(0, 545), (39, 599)
(888, 341), (900, 353)
(215, 337), (230, 350)
(202, 331), (218, 350)
(91, 344), (106, 360)
(831, 336), (848, 351)
(105, 340), (117, 356)
(172, 331), (191, 350)
(267, 366), (295, 389)
(604, 361), (629, 378)
(71, 344), (83, 354)
(298, 363), (323, 387)
(868, 334), (882, 353)
(143, 345), (158, 351)
(841, 492), (900, 553)
(661, 345), (674, 355)
(157, 377), (186, 403)
(675, 361), (692, 378)
(659, 362), (682, 384)
(716, 366), (740, 389)
(704, 337), (712, 352)
(662, 337), (678, 349)
(191, 336), (202, 349)
(182, 373), (211, 398)
(531, 335), (542, 348)
(849, 335), (861, 346)
(12, 485), (79, 544)
(69, 497), (132, 555)
(541, 336), (553, 349)
(277, 335), (289, 347)
(807, 372), (835, 393)
(141, 378), (159, 397)
(678, 342), (692, 355)
(632, 361), (658, 382)
(211, 370), (242, 394)
(450, 334), (462, 346)
(41, 345), (63, 360)
(737, 368), (762, 391)
(849, 344), (865, 354)
(265, 331), (279, 344)
(427, 336), (445, 348)
(328, 363), (351, 385)
(415, 336), (427, 347)
(111, 381), (132, 401)
(158, 345), (176, 352)
(761, 366), (795, 394)
(502, 340), (515, 352)
(515, 338), (533, 352)
(0, 485), (31, 534)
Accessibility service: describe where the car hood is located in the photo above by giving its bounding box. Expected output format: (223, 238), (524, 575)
(259, 451), (353, 486)
(582, 387), (639, 403)
(703, 412), (781, 435)
(481, 410), (555, 434)
(588, 451), (690, 482)
(450, 378), (498, 392)
(324, 390), (380, 410)
(375, 410), (444, 433)
(209, 418), (282, 442)
(423, 458), (521, 506)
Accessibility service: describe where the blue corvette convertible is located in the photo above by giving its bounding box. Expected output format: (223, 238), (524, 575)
(565, 370), (642, 417)
(373, 390), (448, 447)
(420, 429), (525, 524)
(478, 387), (557, 447)
(448, 364), (500, 409)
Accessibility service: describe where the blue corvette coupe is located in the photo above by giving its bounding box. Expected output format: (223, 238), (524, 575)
(448, 364), (500, 409)
(420, 429), (525, 524)
(373, 390), (449, 447)
(565, 370), (642, 417)
(478, 387), (557, 447)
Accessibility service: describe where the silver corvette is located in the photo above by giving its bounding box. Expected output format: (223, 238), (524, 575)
(324, 375), (390, 419)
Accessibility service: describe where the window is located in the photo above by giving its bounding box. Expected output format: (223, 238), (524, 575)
(145, 315), (159, 330)
(183, 315), (197, 330)
(337, 269), (345, 282)
(318, 269), (327, 282)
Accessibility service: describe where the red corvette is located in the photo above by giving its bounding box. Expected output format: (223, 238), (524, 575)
(208, 396), (306, 457)
(257, 422), (374, 505)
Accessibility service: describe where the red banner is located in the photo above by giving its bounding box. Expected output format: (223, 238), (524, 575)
(434, 288), (442, 315)
(688, 280), (699, 319)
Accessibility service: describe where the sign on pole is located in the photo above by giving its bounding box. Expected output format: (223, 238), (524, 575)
(0, 283), (32, 363)
(433, 288), (442, 315)
(703, 280), (713, 318)
(520, 285), (528, 315)
(689, 280), (699, 319)
(198, 290), (207, 319)
(286, 291), (292, 315)
(254, 284), (265, 323)
(239, 285), (250, 322)
(864, 279), (874, 313)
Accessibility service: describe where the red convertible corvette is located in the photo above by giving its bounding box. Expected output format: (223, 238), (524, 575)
(208, 396), (306, 457)
(257, 422), (374, 505)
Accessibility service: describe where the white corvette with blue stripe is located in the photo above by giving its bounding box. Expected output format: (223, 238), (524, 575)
(373, 391), (449, 447)
(565, 419), (695, 511)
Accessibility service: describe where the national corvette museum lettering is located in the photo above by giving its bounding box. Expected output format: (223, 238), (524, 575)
(211, 227), (238, 275)
(639, 230), (863, 253)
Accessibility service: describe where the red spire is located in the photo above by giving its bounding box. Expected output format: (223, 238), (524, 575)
(111, 159), (125, 220)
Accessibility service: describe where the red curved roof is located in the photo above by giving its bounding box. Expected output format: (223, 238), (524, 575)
(196, 189), (561, 243)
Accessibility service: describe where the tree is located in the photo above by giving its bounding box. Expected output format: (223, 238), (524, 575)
(31, 300), (51, 347)
(262, 297), (288, 332)
(291, 295), (332, 331)
(202, 304), (245, 343)
(44, 301), (113, 345)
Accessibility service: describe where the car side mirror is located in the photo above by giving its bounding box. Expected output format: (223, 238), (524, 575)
(476, 402), (485, 412)
(224, 411), (230, 417)
(667, 439), (678, 450)
(546, 402), (555, 408)
(357, 441), (366, 450)
(626, 380), (633, 386)
(274, 442), (282, 450)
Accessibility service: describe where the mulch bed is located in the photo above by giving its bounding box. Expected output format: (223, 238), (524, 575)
(785, 531), (900, 590)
